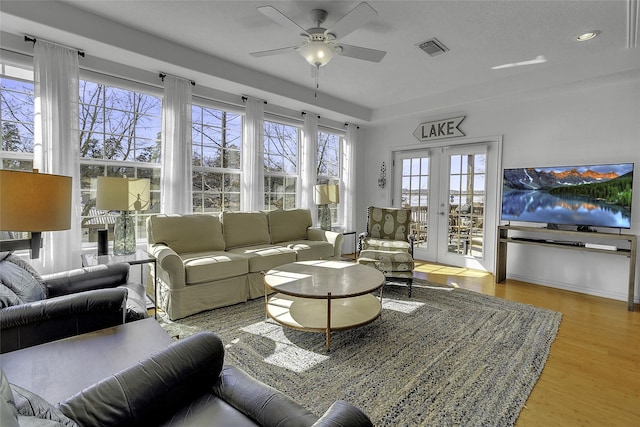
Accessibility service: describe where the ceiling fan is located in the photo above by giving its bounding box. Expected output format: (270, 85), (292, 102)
(250, 2), (387, 69)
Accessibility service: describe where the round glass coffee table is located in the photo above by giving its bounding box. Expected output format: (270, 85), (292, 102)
(263, 260), (386, 351)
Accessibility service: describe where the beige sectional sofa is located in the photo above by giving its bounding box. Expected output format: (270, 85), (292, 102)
(147, 209), (343, 320)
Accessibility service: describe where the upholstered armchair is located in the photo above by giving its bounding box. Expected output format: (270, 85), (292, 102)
(357, 206), (415, 296)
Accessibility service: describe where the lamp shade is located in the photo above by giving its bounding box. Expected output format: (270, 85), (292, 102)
(0, 170), (72, 232)
(300, 41), (336, 67)
(96, 177), (150, 211)
(314, 184), (340, 205)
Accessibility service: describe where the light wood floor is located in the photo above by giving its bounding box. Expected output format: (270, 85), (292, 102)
(412, 260), (640, 426)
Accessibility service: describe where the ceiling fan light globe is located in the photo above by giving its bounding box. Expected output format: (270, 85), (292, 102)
(300, 41), (335, 67)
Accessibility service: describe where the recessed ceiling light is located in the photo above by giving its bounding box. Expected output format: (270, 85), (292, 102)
(576, 31), (601, 42)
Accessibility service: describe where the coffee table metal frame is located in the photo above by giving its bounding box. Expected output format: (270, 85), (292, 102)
(263, 260), (386, 351)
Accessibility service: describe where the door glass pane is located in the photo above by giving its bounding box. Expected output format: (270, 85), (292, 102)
(448, 153), (486, 257)
(401, 157), (430, 247)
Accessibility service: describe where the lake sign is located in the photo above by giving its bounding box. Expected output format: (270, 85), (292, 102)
(413, 116), (465, 142)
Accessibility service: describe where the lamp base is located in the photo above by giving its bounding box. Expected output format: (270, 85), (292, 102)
(319, 205), (332, 231)
(113, 212), (136, 255)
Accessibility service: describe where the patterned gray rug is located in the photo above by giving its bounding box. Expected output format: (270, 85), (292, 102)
(158, 280), (561, 426)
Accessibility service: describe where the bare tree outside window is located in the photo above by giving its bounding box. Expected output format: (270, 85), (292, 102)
(78, 80), (162, 243)
(263, 120), (298, 210)
(317, 131), (341, 222)
(192, 105), (241, 212)
(1, 77), (34, 170)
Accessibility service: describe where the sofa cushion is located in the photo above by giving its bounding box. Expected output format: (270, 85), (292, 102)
(0, 257), (46, 304)
(361, 237), (411, 252)
(286, 240), (334, 261)
(149, 214), (225, 254)
(181, 251), (249, 284)
(367, 206), (410, 240)
(358, 249), (415, 272)
(222, 212), (270, 249)
(268, 209), (312, 244)
(226, 245), (296, 273)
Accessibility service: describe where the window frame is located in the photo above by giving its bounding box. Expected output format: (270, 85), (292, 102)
(191, 99), (243, 214)
(263, 116), (301, 211)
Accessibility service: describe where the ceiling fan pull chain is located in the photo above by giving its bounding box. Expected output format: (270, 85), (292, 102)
(315, 64), (320, 98)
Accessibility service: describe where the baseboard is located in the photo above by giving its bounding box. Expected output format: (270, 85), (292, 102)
(505, 273), (638, 303)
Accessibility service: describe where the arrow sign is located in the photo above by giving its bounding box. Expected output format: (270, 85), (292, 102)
(413, 116), (465, 142)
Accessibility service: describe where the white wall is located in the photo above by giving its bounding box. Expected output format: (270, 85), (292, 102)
(358, 72), (640, 303)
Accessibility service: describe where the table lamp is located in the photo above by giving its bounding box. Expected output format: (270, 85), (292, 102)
(314, 184), (339, 231)
(96, 176), (150, 255)
(0, 169), (72, 258)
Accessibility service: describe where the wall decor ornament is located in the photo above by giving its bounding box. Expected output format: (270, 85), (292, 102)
(378, 162), (387, 188)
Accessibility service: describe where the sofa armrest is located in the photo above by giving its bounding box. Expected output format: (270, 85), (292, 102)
(148, 244), (186, 289)
(44, 263), (130, 298)
(58, 332), (224, 426)
(214, 365), (318, 427)
(0, 288), (127, 353)
(312, 400), (373, 427)
(307, 229), (344, 259)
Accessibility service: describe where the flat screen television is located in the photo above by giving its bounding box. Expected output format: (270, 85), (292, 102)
(501, 163), (634, 229)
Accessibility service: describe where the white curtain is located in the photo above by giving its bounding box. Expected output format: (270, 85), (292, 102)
(300, 113), (318, 221)
(161, 75), (193, 214)
(33, 40), (81, 273)
(342, 124), (358, 231)
(241, 97), (264, 211)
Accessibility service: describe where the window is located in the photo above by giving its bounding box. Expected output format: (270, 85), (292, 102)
(1, 68), (35, 241)
(192, 104), (242, 213)
(317, 131), (341, 179)
(78, 80), (162, 243)
(317, 130), (342, 223)
(0, 68), (35, 171)
(263, 119), (299, 210)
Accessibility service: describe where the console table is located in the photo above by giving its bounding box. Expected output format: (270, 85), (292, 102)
(496, 225), (637, 311)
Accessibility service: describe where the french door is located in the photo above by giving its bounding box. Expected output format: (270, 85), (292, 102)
(393, 141), (498, 271)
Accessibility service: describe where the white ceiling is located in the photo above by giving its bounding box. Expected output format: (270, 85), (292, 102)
(1, 0), (639, 124)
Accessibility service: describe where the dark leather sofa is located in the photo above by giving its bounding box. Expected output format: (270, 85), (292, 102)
(2, 332), (373, 427)
(0, 257), (147, 353)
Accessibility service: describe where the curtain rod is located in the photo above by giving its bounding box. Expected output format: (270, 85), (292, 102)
(159, 72), (195, 86)
(24, 35), (85, 57)
(241, 96), (267, 105)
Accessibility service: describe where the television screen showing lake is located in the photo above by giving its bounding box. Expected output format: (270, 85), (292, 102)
(501, 164), (633, 229)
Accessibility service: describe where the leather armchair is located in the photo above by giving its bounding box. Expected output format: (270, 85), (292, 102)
(0, 259), (147, 353)
(5, 331), (373, 426)
(44, 263), (147, 321)
(0, 288), (127, 354)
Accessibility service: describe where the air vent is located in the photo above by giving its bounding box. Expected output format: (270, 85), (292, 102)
(417, 38), (449, 57)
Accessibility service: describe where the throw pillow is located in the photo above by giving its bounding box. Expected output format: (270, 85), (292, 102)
(0, 370), (19, 427)
(11, 382), (77, 426)
(0, 283), (23, 308)
(0, 256), (46, 303)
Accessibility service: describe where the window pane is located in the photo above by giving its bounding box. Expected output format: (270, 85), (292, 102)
(263, 120), (299, 211)
(192, 104), (243, 214)
(1, 78), (34, 153)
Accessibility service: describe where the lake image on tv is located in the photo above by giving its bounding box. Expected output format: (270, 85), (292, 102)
(501, 164), (633, 228)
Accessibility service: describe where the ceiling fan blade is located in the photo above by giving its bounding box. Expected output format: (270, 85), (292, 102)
(326, 2), (377, 39)
(250, 46), (299, 58)
(257, 6), (309, 36)
(338, 44), (386, 62)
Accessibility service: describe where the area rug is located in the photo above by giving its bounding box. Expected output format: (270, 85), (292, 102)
(158, 280), (562, 426)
